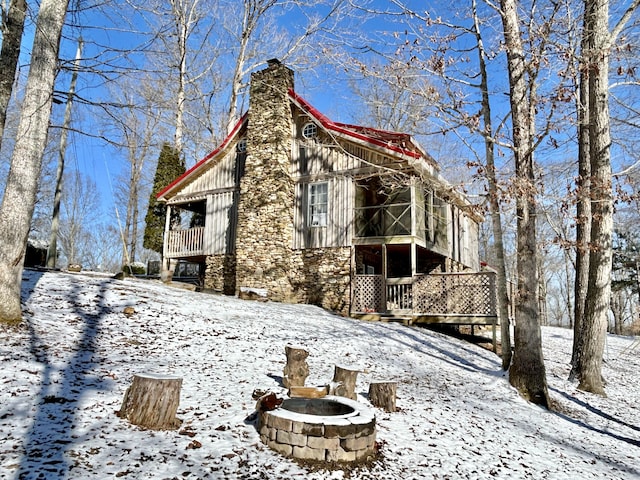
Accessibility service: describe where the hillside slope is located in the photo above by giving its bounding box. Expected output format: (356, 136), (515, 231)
(0, 270), (638, 479)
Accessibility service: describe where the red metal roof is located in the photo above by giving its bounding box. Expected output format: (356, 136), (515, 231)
(158, 92), (433, 200)
(288, 90), (423, 160)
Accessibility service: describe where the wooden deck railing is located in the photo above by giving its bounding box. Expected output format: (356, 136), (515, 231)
(352, 271), (497, 317)
(165, 227), (205, 258)
(386, 277), (413, 311)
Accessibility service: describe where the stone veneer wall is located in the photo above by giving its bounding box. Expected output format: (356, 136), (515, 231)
(291, 247), (352, 316)
(234, 61), (296, 302)
(204, 254), (236, 295)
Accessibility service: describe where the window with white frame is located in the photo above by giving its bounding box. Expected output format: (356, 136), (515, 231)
(302, 122), (317, 139)
(309, 182), (328, 227)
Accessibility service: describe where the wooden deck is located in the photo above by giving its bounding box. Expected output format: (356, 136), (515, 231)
(351, 272), (499, 352)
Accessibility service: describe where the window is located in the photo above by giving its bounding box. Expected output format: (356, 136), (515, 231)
(309, 182), (328, 227)
(236, 138), (247, 152)
(302, 122), (317, 139)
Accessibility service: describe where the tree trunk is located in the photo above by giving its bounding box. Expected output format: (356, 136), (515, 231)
(579, 0), (613, 395)
(570, 13), (592, 380)
(173, 1), (187, 154)
(282, 345), (309, 388)
(500, 0), (549, 407)
(332, 365), (359, 400)
(227, 2), (252, 134)
(118, 373), (183, 430)
(472, 0), (512, 370)
(47, 39), (82, 269)
(0, 0), (69, 324)
(368, 382), (397, 412)
(0, 0), (27, 151)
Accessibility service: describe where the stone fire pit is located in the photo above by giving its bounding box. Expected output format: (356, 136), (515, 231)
(258, 396), (376, 463)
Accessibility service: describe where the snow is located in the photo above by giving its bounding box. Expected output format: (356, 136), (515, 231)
(0, 269), (638, 479)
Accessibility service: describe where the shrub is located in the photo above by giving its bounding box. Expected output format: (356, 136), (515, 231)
(123, 263), (146, 275)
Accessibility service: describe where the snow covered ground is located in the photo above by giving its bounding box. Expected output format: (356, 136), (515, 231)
(0, 270), (638, 479)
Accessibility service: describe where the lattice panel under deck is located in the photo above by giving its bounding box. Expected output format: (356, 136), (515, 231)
(352, 275), (385, 313)
(413, 273), (496, 316)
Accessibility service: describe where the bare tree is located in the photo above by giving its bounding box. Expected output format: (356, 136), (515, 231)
(499, 0), (550, 407)
(0, 0), (69, 324)
(223, 0), (352, 132)
(575, 0), (640, 395)
(225, 0), (279, 131)
(469, 0), (512, 369)
(82, 223), (122, 272)
(348, 58), (440, 134)
(47, 39), (82, 269)
(105, 80), (164, 267)
(570, 0), (592, 380)
(58, 169), (101, 266)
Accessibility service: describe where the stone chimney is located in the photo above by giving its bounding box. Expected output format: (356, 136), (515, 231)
(234, 60), (297, 300)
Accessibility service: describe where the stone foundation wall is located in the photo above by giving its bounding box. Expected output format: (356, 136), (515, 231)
(204, 254), (236, 295)
(291, 247), (352, 316)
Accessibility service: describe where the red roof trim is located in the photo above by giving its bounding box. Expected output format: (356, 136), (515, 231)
(288, 89), (422, 160)
(158, 91), (427, 201)
(157, 113), (248, 199)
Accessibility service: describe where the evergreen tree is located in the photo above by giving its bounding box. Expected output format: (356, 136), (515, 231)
(612, 230), (640, 296)
(143, 143), (185, 254)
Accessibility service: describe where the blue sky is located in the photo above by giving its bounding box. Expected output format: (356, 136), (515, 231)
(13, 0), (637, 254)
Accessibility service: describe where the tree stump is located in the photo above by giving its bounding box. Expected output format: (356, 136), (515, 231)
(117, 373), (183, 430)
(283, 346), (309, 388)
(368, 381), (397, 412)
(332, 365), (359, 400)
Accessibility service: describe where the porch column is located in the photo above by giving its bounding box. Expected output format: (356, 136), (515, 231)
(410, 177), (417, 237)
(161, 205), (175, 282)
(411, 241), (417, 277)
(382, 244), (387, 311)
(163, 205), (171, 268)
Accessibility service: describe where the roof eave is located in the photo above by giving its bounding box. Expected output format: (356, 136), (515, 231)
(288, 90), (426, 163)
(156, 113), (248, 202)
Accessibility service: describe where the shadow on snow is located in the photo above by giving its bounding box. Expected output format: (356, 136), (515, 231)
(17, 275), (117, 479)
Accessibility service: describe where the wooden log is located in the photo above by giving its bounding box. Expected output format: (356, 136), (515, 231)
(283, 345), (309, 388)
(117, 373), (183, 430)
(288, 385), (329, 398)
(368, 381), (397, 412)
(332, 365), (359, 400)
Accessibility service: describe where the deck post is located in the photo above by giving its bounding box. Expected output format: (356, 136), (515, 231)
(492, 319), (497, 353)
(382, 244), (388, 311)
(163, 205), (171, 262)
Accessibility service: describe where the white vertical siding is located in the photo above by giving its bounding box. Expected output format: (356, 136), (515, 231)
(463, 216), (480, 270)
(179, 150), (238, 197)
(293, 176), (354, 249)
(205, 191), (236, 254)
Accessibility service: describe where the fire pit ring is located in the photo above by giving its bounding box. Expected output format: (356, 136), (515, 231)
(258, 395), (376, 463)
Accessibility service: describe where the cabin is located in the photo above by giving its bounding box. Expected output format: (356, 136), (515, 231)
(157, 60), (497, 341)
